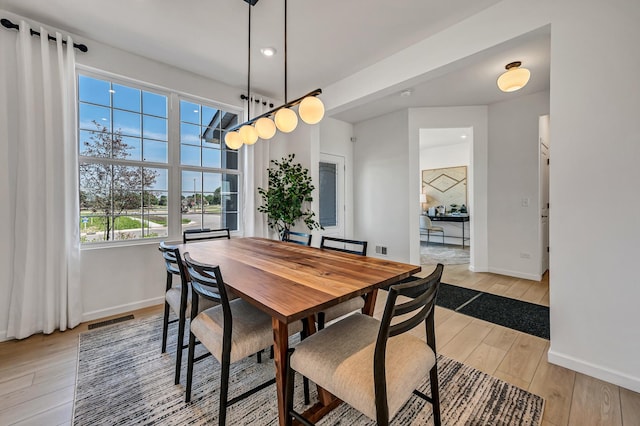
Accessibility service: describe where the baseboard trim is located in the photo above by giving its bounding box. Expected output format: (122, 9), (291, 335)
(81, 296), (164, 323)
(0, 330), (7, 343)
(487, 267), (541, 281)
(548, 349), (640, 393)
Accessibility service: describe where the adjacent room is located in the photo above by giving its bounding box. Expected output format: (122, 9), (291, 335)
(1, 0), (639, 425)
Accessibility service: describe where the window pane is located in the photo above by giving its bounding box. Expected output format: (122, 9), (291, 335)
(222, 150), (238, 170)
(143, 91), (167, 118)
(113, 110), (141, 137)
(121, 136), (141, 161)
(222, 194), (237, 211)
(181, 145), (201, 166)
(112, 84), (140, 112)
(180, 100), (200, 124)
(143, 140), (168, 163)
(180, 123), (201, 146)
(143, 116), (167, 141)
(223, 174), (238, 192)
(79, 103), (111, 132)
(202, 127), (221, 147)
(144, 167), (167, 191)
(319, 162), (338, 227)
(79, 75), (110, 106)
(79, 130), (110, 158)
(220, 110), (239, 130)
(201, 106), (219, 127)
(222, 213), (238, 231)
(182, 171), (202, 192)
(203, 172), (221, 193)
(202, 148), (221, 168)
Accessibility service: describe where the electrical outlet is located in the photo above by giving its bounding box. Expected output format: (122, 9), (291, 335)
(375, 245), (388, 255)
(521, 197), (530, 207)
(520, 252), (531, 259)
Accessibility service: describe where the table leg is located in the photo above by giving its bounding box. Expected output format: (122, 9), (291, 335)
(363, 288), (379, 316)
(272, 318), (289, 426)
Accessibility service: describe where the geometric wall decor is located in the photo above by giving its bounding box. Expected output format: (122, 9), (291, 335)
(422, 166), (467, 211)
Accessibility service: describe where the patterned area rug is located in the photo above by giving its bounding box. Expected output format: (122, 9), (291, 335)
(421, 242), (470, 265)
(73, 315), (544, 425)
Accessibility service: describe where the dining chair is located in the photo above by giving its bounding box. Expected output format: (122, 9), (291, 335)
(286, 263), (444, 426)
(183, 227), (230, 243)
(318, 236), (368, 329)
(421, 215), (445, 245)
(281, 229), (312, 246)
(183, 252), (303, 425)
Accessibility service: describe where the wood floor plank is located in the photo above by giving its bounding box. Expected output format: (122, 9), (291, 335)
(482, 324), (519, 352)
(434, 311), (473, 348)
(529, 350), (576, 426)
(0, 384), (74, 425)
(0, 373), (34, 397)
(619, 387), (640, 426)
(439, 319), (492, 361)
(495, 333), (547, 385)
(520, 281), (550, 306)
(11, 401), (72, 426)
(568, 373), (622, 426)
(463, 342), (507, 375)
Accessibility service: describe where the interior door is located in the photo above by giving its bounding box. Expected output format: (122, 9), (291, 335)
(539, 115), (550, 274)
(319, 153), (345, 238)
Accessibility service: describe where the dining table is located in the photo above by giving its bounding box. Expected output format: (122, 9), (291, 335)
(178, 237), (421, 426)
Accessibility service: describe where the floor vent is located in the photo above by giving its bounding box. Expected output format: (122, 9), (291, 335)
(88, 314), (134, 330)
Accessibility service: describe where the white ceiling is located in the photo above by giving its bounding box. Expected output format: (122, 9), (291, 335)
(0, 0), (550, 124)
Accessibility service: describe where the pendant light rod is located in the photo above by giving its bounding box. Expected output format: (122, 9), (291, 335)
(247, 2), (252, 120)
(228, 88), (322, 132)
(284, 0), (288, 103)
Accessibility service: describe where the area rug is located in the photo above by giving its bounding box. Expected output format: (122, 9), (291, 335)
(421, 242), (470, 265)
(73, 315), (544, 425)
(436, 283), (550, 340)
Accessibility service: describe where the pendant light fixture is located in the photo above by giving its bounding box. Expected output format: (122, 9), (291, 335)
(497, 61), (531, 93)
(225, 0), (324, 148)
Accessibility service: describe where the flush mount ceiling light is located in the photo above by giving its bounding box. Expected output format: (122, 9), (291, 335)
(497, 61), (531, 93)
(224, 0), (324, 149)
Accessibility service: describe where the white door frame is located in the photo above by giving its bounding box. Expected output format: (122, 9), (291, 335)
(319, 153), (345, 239)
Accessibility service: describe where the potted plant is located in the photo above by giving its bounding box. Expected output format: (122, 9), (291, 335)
(257, 154), (322, 237)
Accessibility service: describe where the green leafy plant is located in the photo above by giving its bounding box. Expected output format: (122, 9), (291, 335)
(258, 154), (322, 235)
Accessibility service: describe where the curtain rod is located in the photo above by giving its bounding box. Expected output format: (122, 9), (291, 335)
(1, 18), (88, 52)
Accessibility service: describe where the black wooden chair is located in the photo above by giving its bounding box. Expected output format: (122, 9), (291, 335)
(281, 230), (312, 246)
(183, 253), (303, 425)
(317, 236), (368, 329)
(158, 241), (217, 385)
(183, 227), (230, 243)
(286, 263), (444, 426)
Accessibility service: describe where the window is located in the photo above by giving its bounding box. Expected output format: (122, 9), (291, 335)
(179, 100), (239, 232)
(78, 73), (241, 244)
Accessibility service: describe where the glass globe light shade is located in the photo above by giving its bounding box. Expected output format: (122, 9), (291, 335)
(239, 124), (259, 145)
(255, 117), (276, 139)
(224, 131), (243, 150)
(274, 108), (298, 133)
(497, 66), (531, 92)
(298, 96), (325, 124)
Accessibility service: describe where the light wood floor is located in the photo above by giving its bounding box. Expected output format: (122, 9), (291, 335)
(1, 265), (639, 425)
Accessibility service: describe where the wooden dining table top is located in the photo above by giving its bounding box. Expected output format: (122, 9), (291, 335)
(178, 237), (421, 324)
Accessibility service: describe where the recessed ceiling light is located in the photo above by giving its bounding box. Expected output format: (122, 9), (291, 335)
(260, 47), (277, 57)
(461, 134), (467, 139)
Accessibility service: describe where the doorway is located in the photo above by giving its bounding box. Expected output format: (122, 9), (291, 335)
(539, 115), (550, 275)
(319, 153), (345, 238)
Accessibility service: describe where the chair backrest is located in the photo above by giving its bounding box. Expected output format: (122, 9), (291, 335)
(159, 241), (181, 276)
(420, 215), (433, 230)
(373, 263), (444, 421)
(320, 236), (367, 256)
(183, 228), (230, 243)
(282, 230), (312, 246)
(183, 252), (232, 323)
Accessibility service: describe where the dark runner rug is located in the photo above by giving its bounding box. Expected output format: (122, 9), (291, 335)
(73, 314), (545, 425)
(437, 283), (550, 339)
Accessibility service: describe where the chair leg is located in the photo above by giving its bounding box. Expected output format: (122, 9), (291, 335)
(429, 363), (441, 426)
(285, 349), (295, 426)
(185, 330), (197, 403)
(161, 301), (170, 353)
(442, 231), (445, 246)
(219, 355), (231, 426)
(427, 229), (430, 244)
(175, 307), (187, 385)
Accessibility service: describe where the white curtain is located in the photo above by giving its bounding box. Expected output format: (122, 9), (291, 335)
(242, 94), (277, 238)
(1, 21), (82, 339)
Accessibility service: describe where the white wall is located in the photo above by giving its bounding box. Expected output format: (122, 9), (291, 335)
(353, 110), (410, 262)
(419, 142), (470, 171)
(547, 0), (640, 392)
(488, 91), (549, 280)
